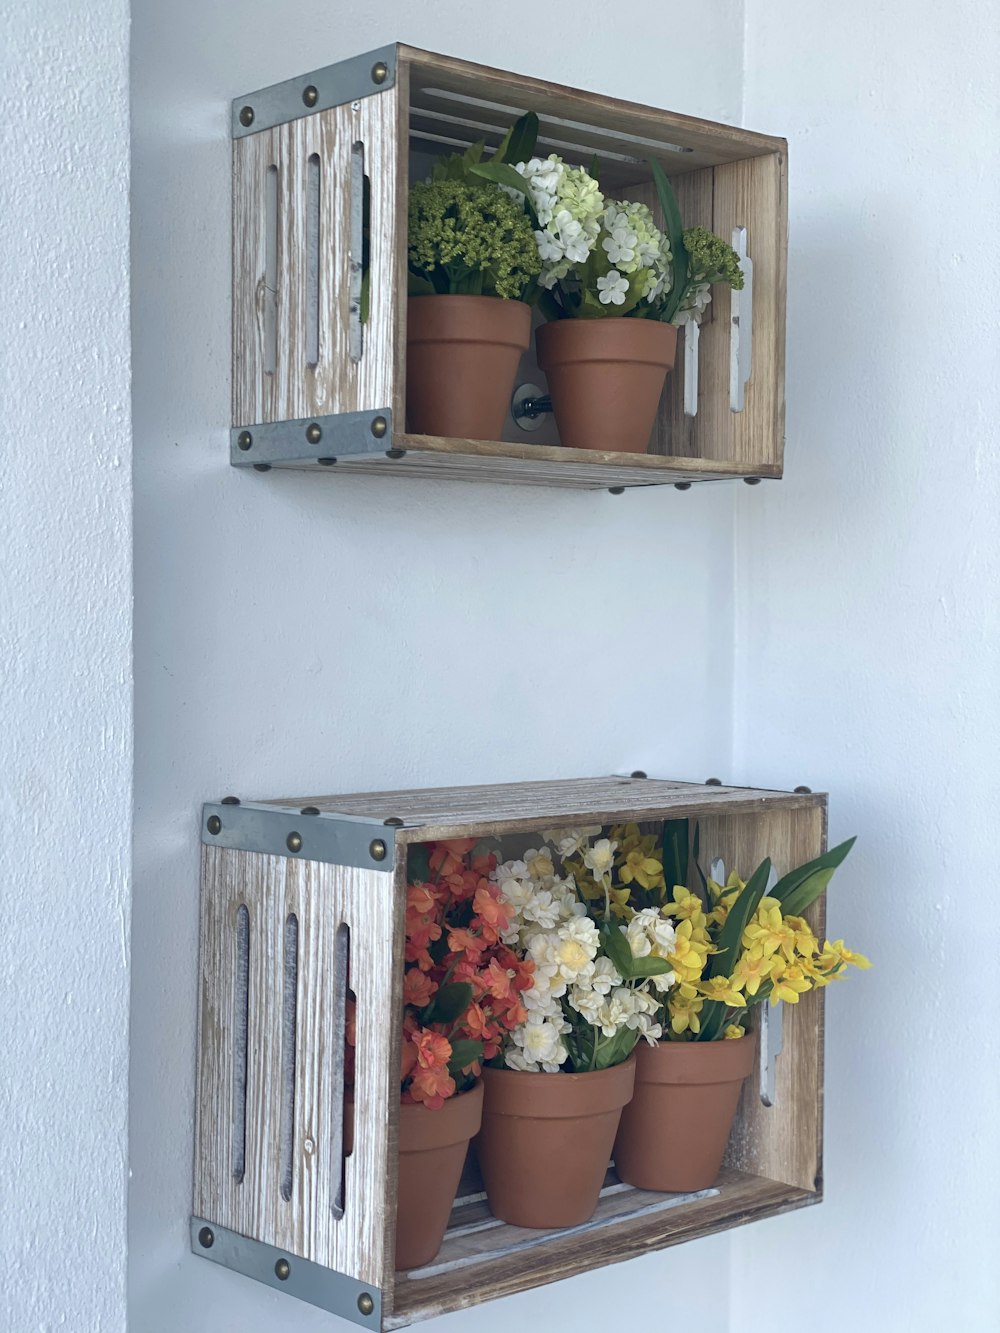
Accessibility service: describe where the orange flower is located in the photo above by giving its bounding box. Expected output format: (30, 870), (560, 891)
(403, 969), (437, 1009)
(473, 883), (514, 934)
(447, 925), (485, 959)
(413, 1026), (452, 1071)
(408, 1062), (455, 1108)
(407, 882), (440, 916)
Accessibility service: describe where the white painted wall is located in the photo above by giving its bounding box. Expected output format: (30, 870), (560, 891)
(732, 2), (1000, 1330)
(0, 2), (132, 1330)
(129, 3), (742, 1330)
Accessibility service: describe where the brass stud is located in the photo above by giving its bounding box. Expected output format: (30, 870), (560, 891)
(274, 1258), (290, 1281)
(302, 85), (319, 107)
(608, 486), (625, 495)
(705, 777), (723, 786)
(306, 422), (322, 444)
(370, 416), (388, 438)
(744, 477), (761, 486)
(238, 106), (255, 127)
(358, 1293), (375, 1316)
(674, 482), (691, 491)
(253, 463), (271, 472)
(286, 832), (303, 853)
(794, 785), (813, 794)
(221, 796), (241, 805)
(206, 815), (222, 835)
(385, 448), (406, 460)
(300, 806), (321, 816)
(369, 839), (387, 862)
(317, 457), (337, 466)
(371, 61), (388, 85)
(198, 1226), (214, 1248)
(237, 431), (253, 451)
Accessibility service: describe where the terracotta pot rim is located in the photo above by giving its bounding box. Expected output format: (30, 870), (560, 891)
(398, 1080), (484, 1151)
(536, 316), (677, 369)
(408, 294), (532, 351)
(482, 1054), (636, 1117)
(633, 1032), (757, 1086)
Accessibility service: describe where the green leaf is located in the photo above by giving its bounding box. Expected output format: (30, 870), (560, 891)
(407, 271), (436, 297)
(467, 160), (539, 227)
(601, 921), (634, 976)
(494, 111), (539, 165)
(692, 822), (708, 899)
(406, 842), (431, 882)
(707, 856), (773, 979)
(696, 998), (728, 1043)
(649, 157), (689, 323)
(661, 818), (690, 895)
(424, 981), (473, 1025)
(590, 152), (601, 185)
(447, 1038), (484, 1073)
(772, 837), (857, 918)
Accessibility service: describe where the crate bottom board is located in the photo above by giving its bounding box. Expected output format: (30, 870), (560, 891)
(387, 1165), (816, 1326)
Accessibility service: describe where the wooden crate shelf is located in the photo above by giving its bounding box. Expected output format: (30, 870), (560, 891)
(230, 46), (788, 490)
(192, 777), (826, 1327)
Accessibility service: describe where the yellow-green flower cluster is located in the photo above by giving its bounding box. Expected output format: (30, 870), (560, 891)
(408, 179), (541, 300)
(670, 225), (745, 327)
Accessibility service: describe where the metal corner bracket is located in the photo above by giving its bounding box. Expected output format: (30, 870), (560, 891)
(191, 1217), (382, 1327)
(231, 409), (394, 469)
(232, 44), (398, 138)
(201, 801), (397, 872)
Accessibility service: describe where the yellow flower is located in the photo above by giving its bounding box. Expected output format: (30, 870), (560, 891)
(707, 871), (745, 903)
(823, 939), (872, 971)
(668, 983), (704, 1034)
(731, 950), (772, 996)
(619, 848), (665, 891)
(608, 885), (633, 919)
(723, 1023), (746, 1040)
(742, 898), (798, 963)
(668, 918), (712, 983)
(767, 961), (813, 1006)
(666, 884), (708, 930)
(697, 975), (746, 1008)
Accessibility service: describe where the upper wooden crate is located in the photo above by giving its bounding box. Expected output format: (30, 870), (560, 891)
(230, 45), (788, 489)
(192, 776), (826, 1328)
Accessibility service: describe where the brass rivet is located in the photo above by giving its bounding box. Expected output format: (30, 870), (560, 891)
(286, 832), (303, 853)
(358, 1293), (375, 1316)
(302, 85), (319, 107)
(705, 777), (723, 786)
(674, 481), (691, 491)
(306, 422), (322, 444)
(630, 771), (648, 779)
(221, 796), (241, 805)
(371, 61), (388, 85)
(744, 477), (761, 486)
(300, 806), (320, 816)
(794, 785), (813, 794)
(198, 1226), (214, 1248)
(317, 457), (337, 466)
(253, 463), (271, 472)
(237, 431), (253, 451)
(206, 815), (222, 835)
(385, 448), (406, 460)
(238, 106), (255, 127)
(608, 486), (625, 495)
(370, 416), (388, 438)
(369, 839), (387, 862)
(274, 1258), (290, 1280)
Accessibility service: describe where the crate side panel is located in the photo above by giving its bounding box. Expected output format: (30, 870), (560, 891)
(697, 803), (826, 1190)
(194, 846), (401, 1289)
(232, 127), (280, 428)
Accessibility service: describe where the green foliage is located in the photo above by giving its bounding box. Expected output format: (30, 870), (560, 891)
(408, 178), (541, 299)
(649, 158), (689, 323)
(771, 837), (857, 917)
(447, 1038), (484, 1076)
(683, 225), (745, 290)
(600, 921), (674, 981)
(407, 843), (431, 883)
(421, 981), (474, 1025)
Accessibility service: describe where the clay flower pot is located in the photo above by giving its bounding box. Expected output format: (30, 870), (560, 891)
(477, 1056), (636, 1229)
(346, 1081), (483, 1271)
(613, 1034), (756, 1193)
(406, 295), (532, 440)
(535, 317), (678, 453)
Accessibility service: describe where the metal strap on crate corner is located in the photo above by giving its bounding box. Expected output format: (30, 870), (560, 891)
(191, 1218), (382, 1327)
(231, 409), (394, 468)
(201, 801), (396, 871)
(232, 44), (398, 137)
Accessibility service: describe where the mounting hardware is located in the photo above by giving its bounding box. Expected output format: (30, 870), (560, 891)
(705, 777), (723, 786)
(300, 806), (321, 816)
(608, 486), (625, 495)
(231, 409), (393, 468)
(358, 1293), (375, 1316)
(238, 105), (254, 127)
(305, 422), (322, 444)
(511, 383), (551, 432)
(384, 816), (404, 826)
(744, 477), (761, 486)
(206, 815), (222, 835)
(201, 801), (396, 871)
(369, 838), (387, 862)
(237, 431), (253, 451)
(252, 463), (271, 472)
(630, 771), (648, 779)
(370, 416), (388, 438)
(232, 45), (397, 137)
(794, 785), (812, 794)
(302, 85), (318, 107)
(371, 61), (388, 84)
(674, 482), (692, 491)
(275, 1258), (291, 1280)
(221, 796), (241, 806)
(317, 457), (337, 466)
(385, 448), (406, 459)
(286, 832), (303, 853)
(198, 1227), (214, 1249)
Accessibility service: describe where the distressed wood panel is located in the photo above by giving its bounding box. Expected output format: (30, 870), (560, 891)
(697, 803), (826, 1191)
(194, 846), (404, 1290)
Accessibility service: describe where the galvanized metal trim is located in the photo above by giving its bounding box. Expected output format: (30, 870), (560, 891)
(232, 45), (397, 138)
(191, 1217), (382, 1327)
(202, 802), (397, 871)
(231, 410), (393, 467)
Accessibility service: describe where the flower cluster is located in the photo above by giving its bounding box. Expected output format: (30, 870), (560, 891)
(593, 200), (673, 309)
(408, 179), (541, 300)
(513, 154), (605, 289)
(671, 225), (746, 327)
(490, 835), (669, 1073)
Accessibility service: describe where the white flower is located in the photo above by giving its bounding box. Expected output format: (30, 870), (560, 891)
(523, 848), (555, 884)
(523, 889), (562, 930)
(596, 271), (629, 306)
(583, 837), (618, 878)
(510, 1013), (569, 1071)
(542, 826), (602, 859)
(602, 212), (638, 266)
(589, 955), (621, 995)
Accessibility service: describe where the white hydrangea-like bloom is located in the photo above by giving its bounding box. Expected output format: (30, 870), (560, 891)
(624, 909), (677, 994)
(514, 154), (604, 289)
(596, 270), (628, 305)
(672, 281), (712, 327)
(596, 200), (673, 310)
(583, 837), (617, 879)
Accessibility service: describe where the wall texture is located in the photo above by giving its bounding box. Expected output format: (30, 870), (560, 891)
(0, 1), (132, 1329)
(732, 2), (1000, 1330)
(128, 2), (742, 1330)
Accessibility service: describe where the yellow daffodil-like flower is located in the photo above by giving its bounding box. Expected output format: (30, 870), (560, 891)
(668, 983), (704, 1034)
(767, 961), (813, 1006)
(707, 871), (745, 904)
(610, 823), (657, 857)
(608, 885), (633, 920)
(826, 939), (872, 970)
(723, 1023), (746, 1040)
(697, 975), (746, 1008)
(666, 884), (709, 930)
(731, 950), (773, 997)
(668, 918), (713, 983)
(742, 898), (798, 963)
(619, 848), (665, 891)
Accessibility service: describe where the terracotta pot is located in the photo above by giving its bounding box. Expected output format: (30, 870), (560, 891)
(477, 1056), (636, 1229)
(535, 317), (678, 453)
(345, 1081), (483, 1271)
(406, 295), (532, 440)
(613, 1034), (756, 1192)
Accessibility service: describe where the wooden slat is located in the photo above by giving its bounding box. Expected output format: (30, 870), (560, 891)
(194, 846), (404, 1292)
(388, 1165), (815, 1327)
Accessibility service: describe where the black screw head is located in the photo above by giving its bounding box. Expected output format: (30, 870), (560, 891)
(358, 1293), (375, 1316)
(306, 422), (322, 444)
(705, 777), (723, 786)
(238, 106), (255, 127)
(385, 448), (406, 460)
(300, 806), (321, 816)
(274, 1258), (290, 1280)
(206, 815), (222, 835)
(794, 785), (813, 794)
(630, 771), (648, 779)
(370, 416), (388, 438)
(383, 816), (404, 827)
(286, 832), (303, 853)
(317, 457), (337, 466)
(744, 477), (761, 486)
(369, 838), (387, 862)
(252, 463), (271, 472)
(237, 431), (253, 451)
(221, 796), (241, 806)
(371, 61), (388, 84)
(302, 85), (318, 107)
(608, 486), (625, 495)
(198, 1226), (214, 1248)
(674, 481), (691, 491)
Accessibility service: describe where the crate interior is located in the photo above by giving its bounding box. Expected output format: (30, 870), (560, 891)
(394, 49), (785, 480)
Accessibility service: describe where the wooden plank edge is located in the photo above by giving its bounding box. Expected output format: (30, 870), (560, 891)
(395, 434), (781, 476)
